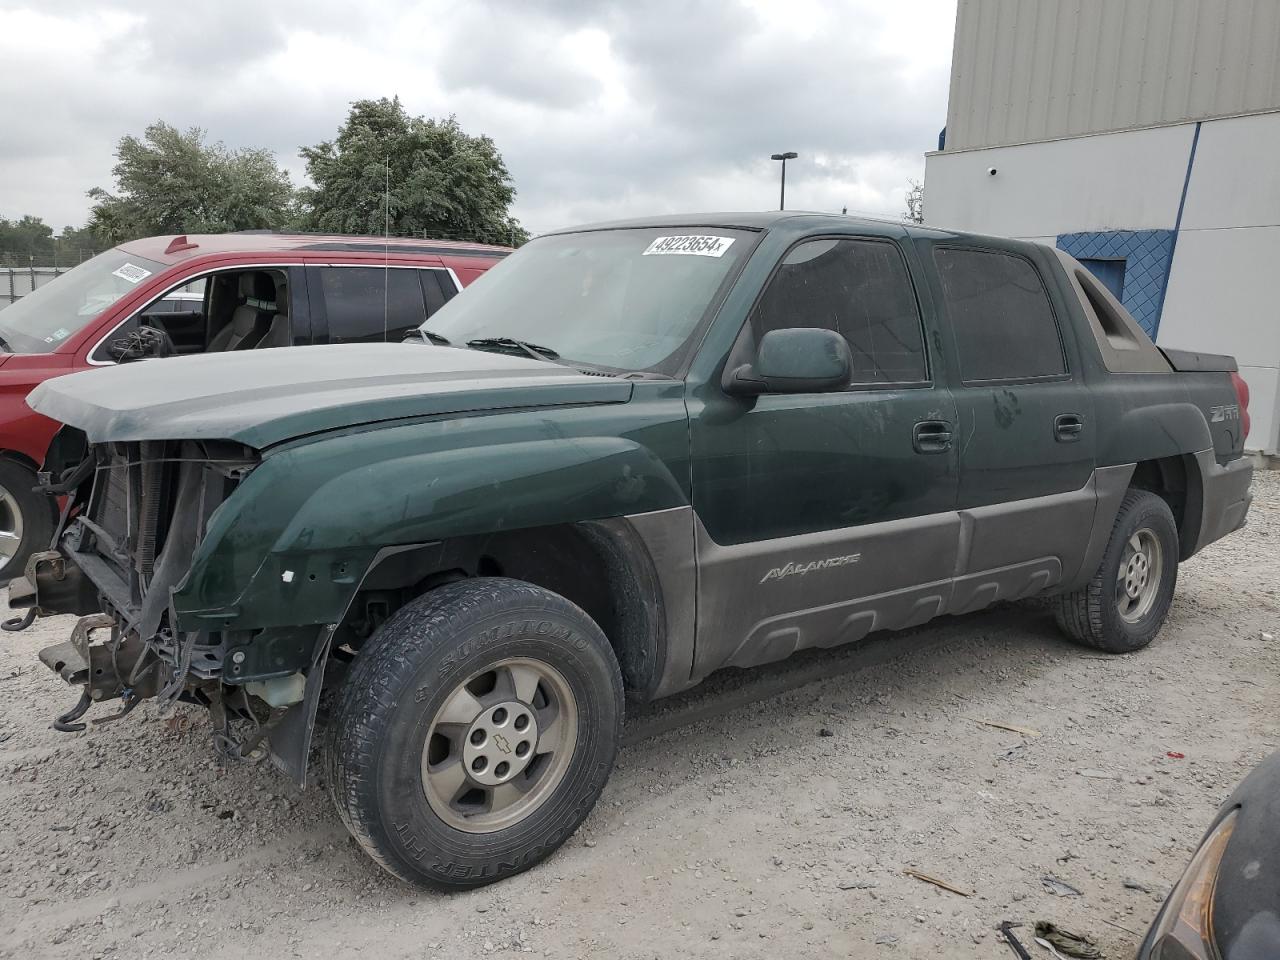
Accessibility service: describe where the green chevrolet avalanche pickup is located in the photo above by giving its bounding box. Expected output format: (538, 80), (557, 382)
(10, 213), (1254, 888)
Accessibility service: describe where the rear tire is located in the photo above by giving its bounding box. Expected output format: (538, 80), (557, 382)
(0, 460), (54, 587)
(325, 578), (623, 889)
(1054, 489), (1179, 653)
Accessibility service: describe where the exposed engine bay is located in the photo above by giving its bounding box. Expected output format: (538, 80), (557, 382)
(6, 431), (294, 763)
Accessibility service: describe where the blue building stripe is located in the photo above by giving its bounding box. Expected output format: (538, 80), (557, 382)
(1173, 121), (1202, 233)
(1154, 120), (1202, 330)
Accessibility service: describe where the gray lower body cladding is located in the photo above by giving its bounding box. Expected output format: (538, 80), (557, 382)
(1192, 450), (1252, 554)
(687, 472), (1114, 678)
(624, 462), (1238, 683)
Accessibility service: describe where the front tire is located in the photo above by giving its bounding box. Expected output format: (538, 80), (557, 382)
(1054, 489), (1179, 653)
(325, 578), (623, 889)
(0, 459), (54, 587)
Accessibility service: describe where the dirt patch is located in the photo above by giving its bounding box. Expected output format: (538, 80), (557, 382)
(2, 471), (1277, 959)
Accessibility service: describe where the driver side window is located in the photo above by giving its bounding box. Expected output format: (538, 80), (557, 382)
(751, 238), (928, 385)
(91, 269), (299, 362)
(90, 278), (210, 362)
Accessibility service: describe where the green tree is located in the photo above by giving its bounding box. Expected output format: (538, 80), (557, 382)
(299, 97), (527, 245)
(0, 215), (55, 261)
(57, 224), (99, 256)
(0, 216), (105, 266)
(87, 122), (296, 243)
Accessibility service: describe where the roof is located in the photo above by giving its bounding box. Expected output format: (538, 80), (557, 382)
(116, 232), (512, 266)
(545, 211), (911, 234)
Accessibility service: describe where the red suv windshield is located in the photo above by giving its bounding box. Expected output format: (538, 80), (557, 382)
(0, 248), (165, 354)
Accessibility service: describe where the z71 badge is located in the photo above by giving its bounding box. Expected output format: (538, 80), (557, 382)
(1210, 404), (1240, 423)
(760, 553), (861, 584)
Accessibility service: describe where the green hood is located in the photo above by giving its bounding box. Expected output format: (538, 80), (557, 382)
(27, 344), (632, 449)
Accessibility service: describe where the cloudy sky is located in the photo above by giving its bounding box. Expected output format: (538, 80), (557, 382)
(0, 0), (957, 236)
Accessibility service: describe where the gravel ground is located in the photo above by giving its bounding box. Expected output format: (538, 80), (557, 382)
(2, 470), (1277, 960)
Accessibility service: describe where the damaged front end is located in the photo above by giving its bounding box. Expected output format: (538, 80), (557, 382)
(9, 431), (321, 776)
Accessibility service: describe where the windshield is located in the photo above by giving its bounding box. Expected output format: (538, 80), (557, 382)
(421, 228), (754, 374)
(0, 249), (165, 353)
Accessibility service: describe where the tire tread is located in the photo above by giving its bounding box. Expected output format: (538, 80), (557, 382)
(1053, 489), (1178, 653)
(324, 577), (621, 888)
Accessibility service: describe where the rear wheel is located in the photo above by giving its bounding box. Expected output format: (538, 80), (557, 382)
(1054, 489), (1179, 653)
(0, 460), (54, 586)
(325, 578), (622, 888)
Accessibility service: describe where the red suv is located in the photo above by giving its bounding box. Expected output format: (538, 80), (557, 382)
(0, 232), (508, 581)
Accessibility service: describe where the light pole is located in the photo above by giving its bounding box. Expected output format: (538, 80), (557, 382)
(770, 151), (797, 210)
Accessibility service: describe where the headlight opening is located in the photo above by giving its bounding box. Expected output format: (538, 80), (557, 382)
(1152, 808), (1238, 959)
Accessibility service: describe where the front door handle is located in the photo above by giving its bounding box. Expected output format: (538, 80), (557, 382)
(1054, 413), (1085, 442)
(912, 419), (953, 454)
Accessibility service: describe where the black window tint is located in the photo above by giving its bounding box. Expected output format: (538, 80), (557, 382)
(750, 238), (927, 384)
(419, 270), (448, 316)
(319, 267), (427, 343)
(934, 248), (1065, 382)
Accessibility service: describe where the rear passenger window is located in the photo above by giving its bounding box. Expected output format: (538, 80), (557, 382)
(934, 248), (1066, 382)
(318, 267), (428, 343)
(419, 269), (454, 315)
(751, 238), (927, 384)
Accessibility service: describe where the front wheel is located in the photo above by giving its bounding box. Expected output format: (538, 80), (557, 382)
(1054, 489), (1179, 653)
(0, 459), (54, 586)
(325, 578), (623, 889)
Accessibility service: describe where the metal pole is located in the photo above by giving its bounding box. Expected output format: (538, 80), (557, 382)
(771, 152), (797, 210)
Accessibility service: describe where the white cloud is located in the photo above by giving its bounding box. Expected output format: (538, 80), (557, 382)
(0, 0), (956, 235)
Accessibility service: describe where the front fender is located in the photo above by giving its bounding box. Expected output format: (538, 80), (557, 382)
(172, 401), (689, 630)
(273, 436), (681, 552)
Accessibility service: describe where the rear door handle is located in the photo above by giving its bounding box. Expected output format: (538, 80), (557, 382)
(912, 419), (953, 454)
(1054, 413), (1085, 442)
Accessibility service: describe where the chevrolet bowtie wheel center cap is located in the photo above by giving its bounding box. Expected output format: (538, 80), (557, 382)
(462, 701), (539, 787)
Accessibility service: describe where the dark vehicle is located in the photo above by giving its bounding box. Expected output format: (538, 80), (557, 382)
(1138, 750), (1280, 959)
(0, 233), (506, 582)
(11, 213), (1253, 889)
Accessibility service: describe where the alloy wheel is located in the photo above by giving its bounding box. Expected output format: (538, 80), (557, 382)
(1116, 527), (1163, 624)
(422, 657), (578, 833)
(0, 484), (24, 574)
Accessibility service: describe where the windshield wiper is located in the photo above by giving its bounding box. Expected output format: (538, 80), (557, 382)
(466, 337), (561, 362)
(404, 329), (451, 345)
(0, 332), (12, 353)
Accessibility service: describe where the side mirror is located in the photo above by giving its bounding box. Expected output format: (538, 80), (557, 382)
(105, 337), (137, 361)
(106, 327), (177, 362)
(726, 328), (852, 395)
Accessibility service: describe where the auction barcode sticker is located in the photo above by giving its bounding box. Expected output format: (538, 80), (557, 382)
(642, 235), (736, 258)
(111, 263), (152, 284)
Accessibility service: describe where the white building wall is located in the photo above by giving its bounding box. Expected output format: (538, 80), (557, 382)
(1158, 230), (1280, 454)
(922, 124), (1191, 238)
(1156, 112), (1280, 455)
(1178, 112), (1280, 229)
